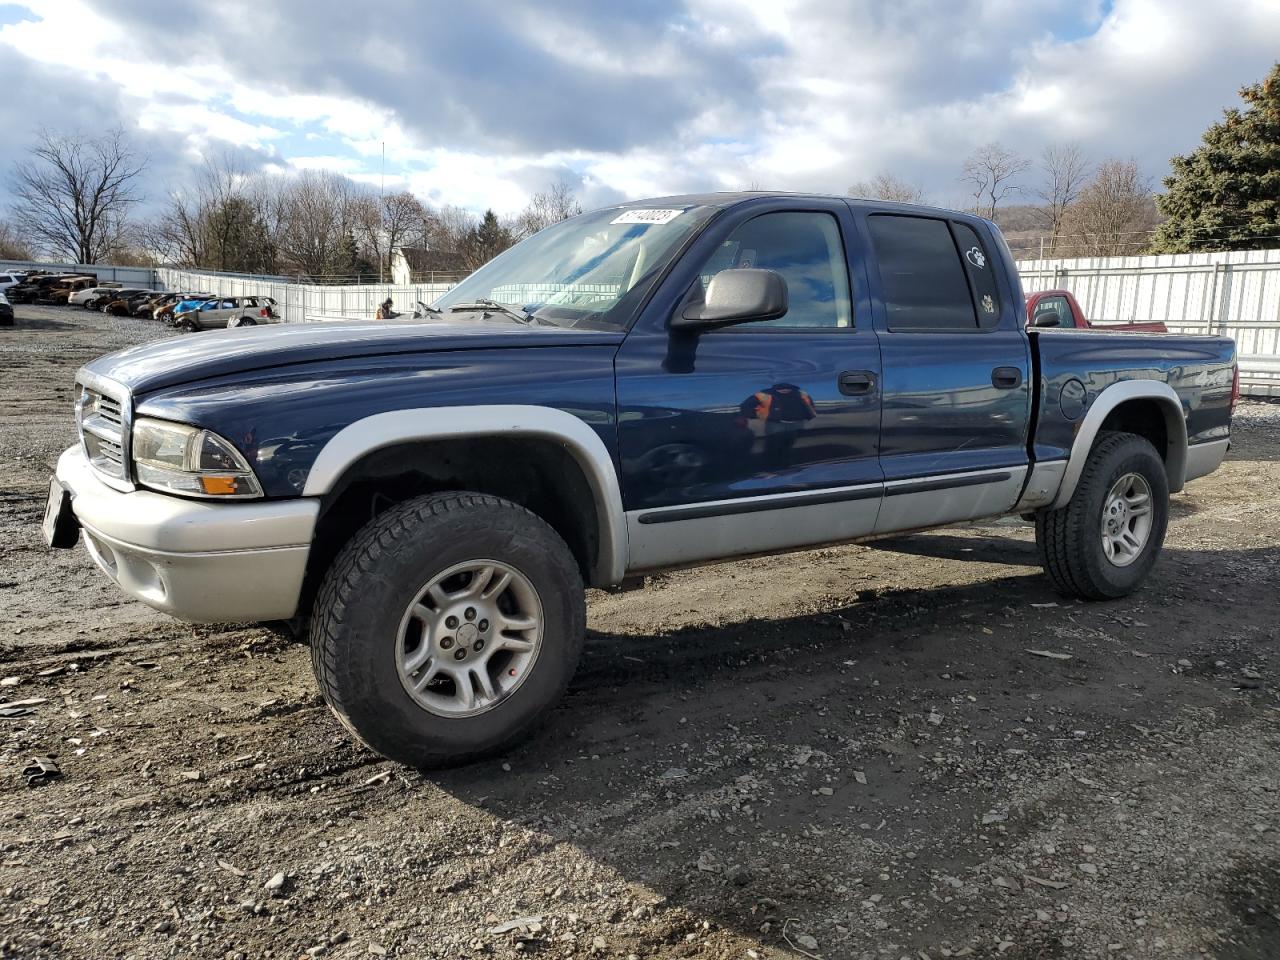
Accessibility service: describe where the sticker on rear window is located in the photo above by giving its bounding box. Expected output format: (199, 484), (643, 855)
(611, 208), (685, 226)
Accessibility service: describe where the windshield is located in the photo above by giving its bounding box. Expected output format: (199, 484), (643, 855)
(434, 204), (717, 330)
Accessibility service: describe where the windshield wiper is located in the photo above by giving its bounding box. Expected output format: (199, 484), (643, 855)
(447, 299), (536, 325)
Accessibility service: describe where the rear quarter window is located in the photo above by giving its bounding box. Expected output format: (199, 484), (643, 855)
(952, 223), (1001, 328)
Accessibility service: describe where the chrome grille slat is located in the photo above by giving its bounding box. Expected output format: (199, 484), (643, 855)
(97, 396), (123, 426)
(81, 417), (120, 442)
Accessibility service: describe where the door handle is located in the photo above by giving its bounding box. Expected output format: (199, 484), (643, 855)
(839, 370), (877, 396)
(991, 367), (1023, 390)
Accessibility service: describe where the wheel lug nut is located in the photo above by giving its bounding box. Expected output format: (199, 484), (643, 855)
(478, 619), (489, 632)
(441, 637), (454, 649)
(465, 608), (476, 621)
(445, 616), (459, 629)
(474, 639), (485, 652)
(453, 648), (467, 661)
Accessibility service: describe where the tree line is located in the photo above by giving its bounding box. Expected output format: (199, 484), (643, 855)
(0, 135), (581, 279)
(851, 145), (1163, 259)
(1, 62), (1276, 269)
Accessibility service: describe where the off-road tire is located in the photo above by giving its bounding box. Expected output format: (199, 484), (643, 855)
(309, 492), (586, 767)
(1036, 431), (1169, 599)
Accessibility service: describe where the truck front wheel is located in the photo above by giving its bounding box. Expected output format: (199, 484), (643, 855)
(1035, 431), (1169, 600)
(309, 492), (586, 767)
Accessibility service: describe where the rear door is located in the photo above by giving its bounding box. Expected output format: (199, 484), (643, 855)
(853, 208), (1032, 533)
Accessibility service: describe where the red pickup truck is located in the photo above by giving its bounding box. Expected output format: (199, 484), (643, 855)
(1026, 289), (1167, 333)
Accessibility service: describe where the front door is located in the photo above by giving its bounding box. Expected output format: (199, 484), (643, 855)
(616, 200), (883, 571)
(854, 208), (1032, 533)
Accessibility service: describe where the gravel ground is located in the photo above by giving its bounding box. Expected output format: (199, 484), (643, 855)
(0, 304), (1277, 960)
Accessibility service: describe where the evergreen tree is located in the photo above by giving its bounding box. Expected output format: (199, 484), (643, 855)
(1152, 63), (1280, 252)
(205, 195), (273, 273)
(462, 209), (515, 269)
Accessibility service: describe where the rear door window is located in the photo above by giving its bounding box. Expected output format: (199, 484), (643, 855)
(866, 215), (977, 332)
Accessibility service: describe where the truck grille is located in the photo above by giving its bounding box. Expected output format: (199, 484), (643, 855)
(77, 380), (132, 486)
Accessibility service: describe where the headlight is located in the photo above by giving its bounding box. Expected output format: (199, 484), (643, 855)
(131, 418), (263, 499)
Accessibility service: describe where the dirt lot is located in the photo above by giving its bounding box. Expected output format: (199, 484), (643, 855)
(0, 304), (1277, 960)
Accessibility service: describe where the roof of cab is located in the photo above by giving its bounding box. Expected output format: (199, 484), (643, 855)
(612, 191), (991, 225)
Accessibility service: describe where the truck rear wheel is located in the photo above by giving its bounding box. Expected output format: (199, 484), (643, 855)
(309, 492), (585, 767)
(1035, 431), (1169, 599)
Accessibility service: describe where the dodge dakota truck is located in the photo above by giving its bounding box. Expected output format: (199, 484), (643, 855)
(43, 193), (1237, 766)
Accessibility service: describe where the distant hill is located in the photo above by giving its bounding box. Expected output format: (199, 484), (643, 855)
(994, 204), (1055, 259)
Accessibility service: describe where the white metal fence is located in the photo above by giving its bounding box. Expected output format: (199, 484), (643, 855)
(153, 268), (455, 325)
(11, 249), (1280, 396)
(1018, 248), (1280, 396)
(0, 258), (156, 287)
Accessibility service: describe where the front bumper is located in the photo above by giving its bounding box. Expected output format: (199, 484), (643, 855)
(55, 446), (319, 623)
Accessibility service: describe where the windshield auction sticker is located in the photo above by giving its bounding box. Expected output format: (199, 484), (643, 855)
(611, 208), (685, 225)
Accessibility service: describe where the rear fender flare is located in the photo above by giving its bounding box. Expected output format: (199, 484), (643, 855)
(301, 405), (627, 586)
(1051, 380), (1187, 509)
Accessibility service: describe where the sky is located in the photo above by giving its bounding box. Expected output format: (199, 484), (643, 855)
(0, 0), (1278, 217)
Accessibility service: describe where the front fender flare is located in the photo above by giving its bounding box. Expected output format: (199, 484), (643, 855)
(1051, 380), (1187, 510)
(302, 405), (627, 586)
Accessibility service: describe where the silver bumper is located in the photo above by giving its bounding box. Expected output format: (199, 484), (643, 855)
(1184, 438), (1230, 484)
(55, 446), (319, 623)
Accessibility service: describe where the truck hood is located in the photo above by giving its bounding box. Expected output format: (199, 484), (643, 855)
(81, 320), (624, 395)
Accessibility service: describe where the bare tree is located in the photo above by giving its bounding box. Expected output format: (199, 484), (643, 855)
(353, 189), (428, 279)
(848, 172), (924, 204)
(425, 204), (479, 255)
(514, 181), (582, 238)
(274, 170), (361, 278)
(151, 190), (204, 267)
(961, 142), (1029, 220)
(12, 129), (147, 263)
(244, 173), (286, 274)
(145, 155), (277, 272)
(97, 219), (154, 266)
(1058, 159), (1157, 257)
(1033, 143), (1090, 254)
(0, 221), (33, 260)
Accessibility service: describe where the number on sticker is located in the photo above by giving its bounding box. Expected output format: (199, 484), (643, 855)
(611, 209), (685, 226)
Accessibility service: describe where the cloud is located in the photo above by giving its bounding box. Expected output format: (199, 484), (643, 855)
(83, 0), (772, 154)
(0, 0), (1277, 219)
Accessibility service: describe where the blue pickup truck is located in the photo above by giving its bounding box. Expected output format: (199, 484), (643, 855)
(44, 193), (1237, 766)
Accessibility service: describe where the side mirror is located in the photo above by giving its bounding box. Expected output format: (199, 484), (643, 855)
(672, 268), (788, 330)
(1034, 309), (1062, 328)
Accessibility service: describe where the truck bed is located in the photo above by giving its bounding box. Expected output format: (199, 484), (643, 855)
(1030, 329), (1236, 464)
